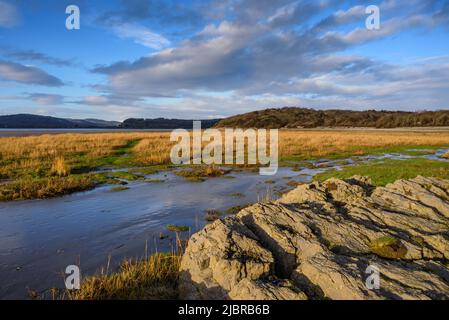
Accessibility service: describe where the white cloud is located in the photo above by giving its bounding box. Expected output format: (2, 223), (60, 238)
(62, 0), (449, 118)
(28, 93), (64, 105)
(0, 1), (19, 27)
(112, 23), (170, 50)
(0, 60), (63, 86)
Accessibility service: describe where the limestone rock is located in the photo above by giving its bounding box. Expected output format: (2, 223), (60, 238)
(180, 176), (449, 300)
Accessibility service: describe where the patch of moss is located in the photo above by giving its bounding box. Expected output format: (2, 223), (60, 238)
(230, 192), (244, 197)
(315, 158), (449, 186)
(369, 236), (407, 259)
(167, 224), (190, 233)
(174, 165), (226, 182)
(109, 186), (130, 192)
(106, 171), (145, 181)
(226, 204), (250, 215)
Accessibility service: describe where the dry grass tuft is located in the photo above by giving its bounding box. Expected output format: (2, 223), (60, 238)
(51, 156), (70, 177)
(67, 253), (181, 300)
(0, 176), (95, 201)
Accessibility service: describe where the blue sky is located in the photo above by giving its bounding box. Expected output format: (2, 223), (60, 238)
(0, 0), (448, 120)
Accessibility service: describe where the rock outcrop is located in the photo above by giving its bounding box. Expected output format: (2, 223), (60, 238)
(180, 176), (449, 300)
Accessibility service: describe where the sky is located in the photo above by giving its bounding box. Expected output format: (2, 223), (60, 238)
(0, 0), (448, 121)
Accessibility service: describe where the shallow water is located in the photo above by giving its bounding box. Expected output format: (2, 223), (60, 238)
(0, 149), (447, 299)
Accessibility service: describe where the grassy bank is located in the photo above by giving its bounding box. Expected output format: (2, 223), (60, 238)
(314, 158), (449, 186)
(66, 253), (181, 300)
(1, 130), (449, 200)
(0, 175), (95, 201)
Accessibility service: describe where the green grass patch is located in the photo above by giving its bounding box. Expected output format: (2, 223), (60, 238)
(108, 186), (130, 192)
(167, 224), (190, 233)
(90, 173), (127, 185)
(281, 145), (447, 163)
(128, 164), (173, 175)
(71, 139), (143, 172)
(314, 158), (449, 186)
(174, 165), (226, 182)
(106, 171), (144, 181)
(229, 192), (244, 197)
(226, 204), (251, 215)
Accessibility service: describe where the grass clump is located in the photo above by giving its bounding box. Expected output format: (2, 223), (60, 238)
(174, 165), (226, 182)
(67, 253), (181, 300)
(145, 179), (165, 183)
(230, 192), (244, 197)
(50, 156), (70, 177)
(106, 171), (144, 181)
(90, 173), (127, 185)
(314, 158), (449, 186)
(205, 209), (222, 222)
(167, 224), (189, 233)
(226, 204), (250, 215)
(0, 176), (94, 201)
(369, 236), (408, 260)
(108, 186), (130, 192)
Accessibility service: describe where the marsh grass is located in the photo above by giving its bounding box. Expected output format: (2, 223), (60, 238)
(1, 130), (449, 200)
(66, 253), (181, 300)
(230, 192), (244, 197)
(51, 156), (70, 177)
(108, 186), (130, 192)
(205, 209), (222, 222)
(0, 176), (94, 201)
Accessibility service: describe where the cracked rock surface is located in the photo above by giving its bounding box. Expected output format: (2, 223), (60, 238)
(179, 176), (449, 300)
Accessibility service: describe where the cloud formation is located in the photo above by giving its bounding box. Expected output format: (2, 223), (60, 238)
(27, 93), (64, 105)
(90, 0), (449, 115)
(1, 0), (448, 119)
(0, 48), (74, 67)
(0, 60), (64, 86)
(0, 1), (19, 27)
(111, 23), (170, 49)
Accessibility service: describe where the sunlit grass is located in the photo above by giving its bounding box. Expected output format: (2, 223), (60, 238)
(314, 158), (449, 186)
(1, 130), (449, 200)
(66, 253), (181, 300)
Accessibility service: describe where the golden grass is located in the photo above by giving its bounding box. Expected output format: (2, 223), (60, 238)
(51, 156), (70, 177)
(0, 129), (449, 200)
(278, 130), (449, 160)
(66, 253), (181, 300)
(0, 176), (95, 201)
(1, 130), (449, 178)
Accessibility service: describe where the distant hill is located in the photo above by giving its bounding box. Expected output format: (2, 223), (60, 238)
(215, 108), (449, 128)
(120, 118), (220, 129)
(0, 114), (120, 128)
